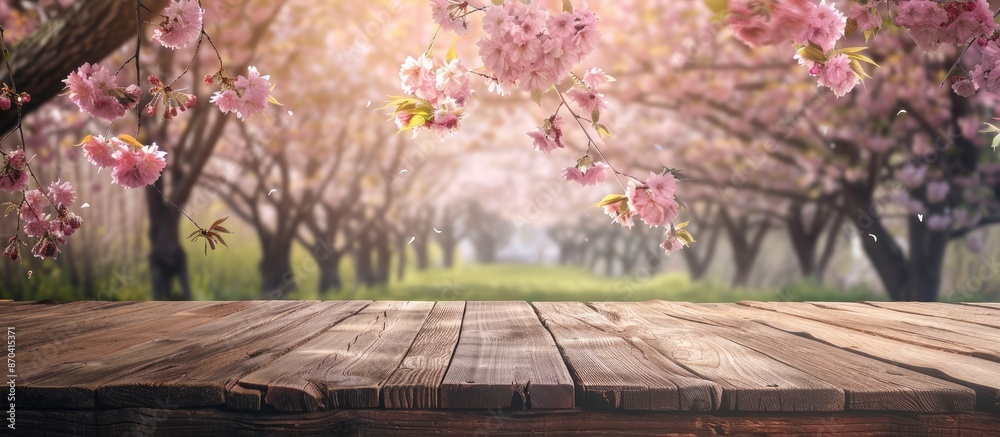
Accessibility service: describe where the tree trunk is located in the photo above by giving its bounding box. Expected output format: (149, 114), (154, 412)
(374, 225), (392, 285)
(317, 252), (343, 297)
(414, 239), (430, 270)
(259, 236), (295, 298)
(0, 0), (170, 134)
(146, 187), (191, 301)
(355, 230), (376, 286)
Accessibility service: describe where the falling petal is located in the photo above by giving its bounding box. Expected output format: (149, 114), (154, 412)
(366, 100), (371, 108)
(654, 143), (663, 150)
(918, 214), (924, 222)
(897, 110), (907, 116)
(27, 270), (32, 279)
(868, 234), (877, 242)
(821, 125), (829, 135)
(287, 111), (294, 117)
(81, 203), (90, 209)
(267, 189), (277, 196)
(399, 169), (408, 175)
(407, 236), (415, 245)
(433, 228), (443, 233)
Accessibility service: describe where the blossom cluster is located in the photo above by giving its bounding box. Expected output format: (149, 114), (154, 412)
(0, 149), (28, 193)
(152, 0), (204, 50)
(393, 54), (472, 137)
(5, 180), (83, 260)
(895, 0), (994, 52)
(0, 84), (30, 111)
(601, 171), (691, 255)
(476, 1), (600, 92)
(63, 63), (142, 121)
(207, 66), (274, 121)
(80, 135), (168, 189)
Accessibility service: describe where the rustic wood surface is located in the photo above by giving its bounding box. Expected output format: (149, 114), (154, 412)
(5, 300), (1000, 435)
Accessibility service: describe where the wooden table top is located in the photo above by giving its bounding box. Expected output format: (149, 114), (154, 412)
(6, 300), (1000, 435)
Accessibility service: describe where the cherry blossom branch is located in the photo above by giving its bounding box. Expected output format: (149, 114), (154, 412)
(555, 88), (629, 191)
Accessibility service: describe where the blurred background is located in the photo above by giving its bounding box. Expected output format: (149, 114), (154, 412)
(0, 0), (998, 302)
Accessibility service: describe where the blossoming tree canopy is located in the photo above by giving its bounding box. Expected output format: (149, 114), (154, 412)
(386, 0), (693, 255)
(1, 0), (278, 261)
(724, 0), (1000, 98)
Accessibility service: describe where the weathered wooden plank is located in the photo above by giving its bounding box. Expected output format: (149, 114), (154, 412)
(239, 301), (432, 412)
(812, 302), (1000, 344)
(96, 300), (371, 409)
(0, 300), (134, 324)
(16, 301), (214, 349)
(589, 302), (844, 412)
(440, 301), (574, 409)
(533, 302), (720, 411)
(647, 302), (975, 412)
(18, 408), (1000, 436)
(958, 302), (1000, 310)
(21, 301), (317, 408)
(714, 303), (1000, 412)
(381, 301), (465, 409)
(226, 385), (261, 411)
(20, 302), (247, 373)
(864, 301), (1000, 330)
(742, 301), (1000, 363)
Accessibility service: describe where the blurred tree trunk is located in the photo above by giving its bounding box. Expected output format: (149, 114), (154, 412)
(259, 234), (295, 298)
(787, 200), (842, 283)
(317, 253), (344, 295)
(354, 228), (375, 287)
(0, 0), (170, 134)
(374, 220), (393, 285)
(720, 207), (771, 287)
(146, 189), (191, 300)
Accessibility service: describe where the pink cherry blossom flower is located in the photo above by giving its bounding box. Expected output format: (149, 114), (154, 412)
(817, 54), (859, 97)
(210, 66), (272, 120)
(153, 0), (204, 50)
(940, 0), (994, 45)
(660, 234), (685, 255)
(583, 68), (609, 90)
(895, 0), (948, 51)
(566, 87), (609, 116)
(952, 77), (978, 97)
(81, 135), (123, 168)
(47, 179), (76, 207)
(848, 3), (881, 32)
(19, 189), (46, 222)
(562, 161), (609, 186)
(728, 0), (813, 47)
(0, 149), (28, 192)
(31, 233), (61, 260)
(627, 181), (679, 228)
(431, 0), (471, 35)
(604, 200), (635, 229)
(645, 171), (678, 205)
(926, 181), (950, 203)
(400, 55), (436, 95)
(23, 219), (55, 238)
(529, 130), (561, 154)
(63, 63), (141, 120)
(796, 0), (846, 52)
(111, 144), (168, 189)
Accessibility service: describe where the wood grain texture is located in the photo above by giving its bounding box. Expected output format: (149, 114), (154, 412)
(239, 301), (432, 412)
(97, 300), (370, 409)
(0, 300), (133, 324)
(22, 301), (322, 408)
(13, 301), (200, 349)
(533, 302), (720, 411)
(440, 301), (574, 409)
(716, 303), (1000, 412)
(589, 302), (844, 412)
(742, 301), (1000, 363)
(17, 408), (1000, 436)
(19, 302), (235, 361)
(864, 301), (1000, 330)
(647, 301), (975, 412)
(381, 301), (465, 409)
(957, 302), (1000, 310)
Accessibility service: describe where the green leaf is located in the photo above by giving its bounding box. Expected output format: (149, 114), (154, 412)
(844, 18), (858, 38)
(979, 123), (1000, 134)
(562, 0), (573, 13)
(702, 0), (728, 14)
(267, 95), (283, 106)
(595, 123), (612, 139)
(992, 134), (1000, 152)
(446, 43), (458, 63)
(531, 89), (545, 106)
(591, 109), (600, 123)
(675, 221), (690, 230)
(676, 229), (696, 245)
(849, 59), (871, 80)
(797, 43), (827, 64)
(592, 194), (627, 208)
